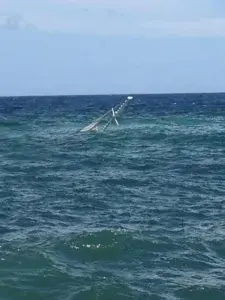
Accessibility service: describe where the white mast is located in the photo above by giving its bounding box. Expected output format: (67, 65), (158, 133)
(80, 96), (133, 133)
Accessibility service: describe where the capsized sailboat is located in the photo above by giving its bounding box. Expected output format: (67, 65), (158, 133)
(80, 96), (133, 133)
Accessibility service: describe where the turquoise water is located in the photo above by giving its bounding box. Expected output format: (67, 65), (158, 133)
(0, 93), (225, 300)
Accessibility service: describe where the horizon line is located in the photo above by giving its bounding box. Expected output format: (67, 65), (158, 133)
(1, 91), (225, 99)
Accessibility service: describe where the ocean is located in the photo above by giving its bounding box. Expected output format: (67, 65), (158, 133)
(0, 93), (225, 300)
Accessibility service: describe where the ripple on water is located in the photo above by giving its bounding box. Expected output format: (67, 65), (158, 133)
(1, 94), (225, 299)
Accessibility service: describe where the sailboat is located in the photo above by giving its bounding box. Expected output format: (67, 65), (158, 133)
(80, 96), (133, 133)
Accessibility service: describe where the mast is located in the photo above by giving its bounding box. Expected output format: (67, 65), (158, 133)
(80, 96), (133, 133)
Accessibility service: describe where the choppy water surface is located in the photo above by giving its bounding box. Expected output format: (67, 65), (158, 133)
(0, 93), (225, 300)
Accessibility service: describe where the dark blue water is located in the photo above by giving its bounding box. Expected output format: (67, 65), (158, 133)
(0, 93), (225, 300)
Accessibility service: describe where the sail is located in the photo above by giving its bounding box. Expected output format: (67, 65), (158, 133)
(80, 108), (113, 132)
(80, 96), (133, 133)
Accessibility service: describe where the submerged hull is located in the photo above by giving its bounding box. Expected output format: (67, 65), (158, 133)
(80, 96), (133, 133)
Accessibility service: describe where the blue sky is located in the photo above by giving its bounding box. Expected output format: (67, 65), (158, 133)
(0, 0), (225, 96)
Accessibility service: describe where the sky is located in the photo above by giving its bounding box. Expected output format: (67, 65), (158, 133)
(0, 0), (225, 96)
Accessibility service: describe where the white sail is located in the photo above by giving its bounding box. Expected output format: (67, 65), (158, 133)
(80, 109), (112, 132)
(80, 96), (133, 133)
